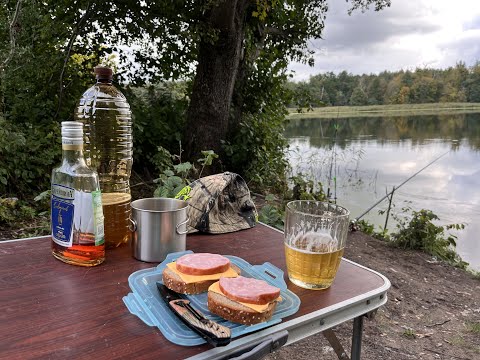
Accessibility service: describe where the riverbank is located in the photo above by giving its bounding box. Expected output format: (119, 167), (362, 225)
(267, 230), (480, 360)
(288, 102), (480, 119)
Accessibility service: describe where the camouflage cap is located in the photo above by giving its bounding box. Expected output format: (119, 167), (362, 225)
(175, 172), (258, 234)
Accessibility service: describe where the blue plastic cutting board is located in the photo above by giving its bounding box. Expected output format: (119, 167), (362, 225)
(123, 250), (301, 346)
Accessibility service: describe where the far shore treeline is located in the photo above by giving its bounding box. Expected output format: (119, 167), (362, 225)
(287, 62), (480, 108)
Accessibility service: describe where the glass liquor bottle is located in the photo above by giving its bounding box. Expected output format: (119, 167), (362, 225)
(51, 121), (105, 266)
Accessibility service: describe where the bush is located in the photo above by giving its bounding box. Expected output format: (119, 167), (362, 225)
(0, 119), (60, 198)
(390, 208), (467, 269)
(127, 82), (189, 177)
(257, 194), (285, 230)
(0, 198), (36, 226)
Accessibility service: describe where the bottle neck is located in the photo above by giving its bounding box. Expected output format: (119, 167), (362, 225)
(61, 144), (86, 165)
(96, 78), (113, 85)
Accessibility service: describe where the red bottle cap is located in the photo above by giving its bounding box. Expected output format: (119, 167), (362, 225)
(94, 66), (113, 81)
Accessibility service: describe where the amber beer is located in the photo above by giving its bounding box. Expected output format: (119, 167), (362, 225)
(102, 193), (131, 248)
(284, 232), (344, 289)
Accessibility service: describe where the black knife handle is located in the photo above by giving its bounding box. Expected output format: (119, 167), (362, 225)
(169, 300), (231, 347)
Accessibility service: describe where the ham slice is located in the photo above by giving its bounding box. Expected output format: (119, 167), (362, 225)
(176, 253), (230, 275)
(219, 276), (280, 305)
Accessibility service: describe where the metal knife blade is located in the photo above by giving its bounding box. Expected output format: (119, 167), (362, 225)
(156, 282), (231, 347)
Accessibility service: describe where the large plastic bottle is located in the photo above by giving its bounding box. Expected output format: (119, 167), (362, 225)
(75, 66), (132, 249)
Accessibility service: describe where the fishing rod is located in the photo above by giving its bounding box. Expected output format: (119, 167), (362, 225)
(326, 122), (338, 202)
(326, 114), (340, 203)
(353, 149), (451, 223)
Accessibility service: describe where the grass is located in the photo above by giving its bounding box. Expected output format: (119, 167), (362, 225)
(288, 102), (480, 119)
(402, 328), (417, 339)
(468, 269), (480, 280)
(466, 321), (480, 334)
(450, 335), (466, 346)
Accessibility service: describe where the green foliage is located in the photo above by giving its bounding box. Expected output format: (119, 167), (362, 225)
(0, 1), (114, 201)
(198, 150), (219, 178)
(355, 205), (471, 270)
(402, 328), (416, 339)
(257, 194), (285, 230)
(223, 109), (290, 192)
(0, 198), (36, 226)
(389, 207), (468, 269)
(154, 170), (187, 199)
(223, 51), (292, 192)
(0, 119), (60, 197)
(349, 86), (369, 106)
(256, 173), (330, 229)
(0, 194), (50, 238)
(289, 174), (327, 201)
(153, 149), (218, 198)
(153, 146), (193, 198)
(355, 219), (375, 235)
(128, 83), (189, 176)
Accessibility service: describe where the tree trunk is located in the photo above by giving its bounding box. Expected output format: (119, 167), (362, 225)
(184, 0), (249, 172)
(229, 24), (266, 137)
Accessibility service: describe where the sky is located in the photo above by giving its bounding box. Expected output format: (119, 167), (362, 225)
(288, 0), (480, 81)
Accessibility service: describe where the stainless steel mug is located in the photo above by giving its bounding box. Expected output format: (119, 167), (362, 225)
(130, 198), (189, 262)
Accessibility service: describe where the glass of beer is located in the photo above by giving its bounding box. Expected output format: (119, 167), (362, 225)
(284, 201), (350, 290)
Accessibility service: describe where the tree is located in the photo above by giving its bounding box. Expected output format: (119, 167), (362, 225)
(465, 62), (480, 102)
(349, 85), (369, 105)
(97, 0), (392, 167)
(0, 0), (392, 195)
(409, 76), (441, 103)
(367, 77), (387, 104)
(178, 1), (392, 166)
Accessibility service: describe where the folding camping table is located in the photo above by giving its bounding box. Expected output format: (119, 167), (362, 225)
(0, 223), (390, 359)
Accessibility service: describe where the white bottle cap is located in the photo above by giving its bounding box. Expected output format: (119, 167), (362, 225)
(62, 121), (83, 146)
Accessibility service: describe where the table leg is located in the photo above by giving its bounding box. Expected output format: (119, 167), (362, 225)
(351, 316), (364, 360)
(323, 329), (349, 360)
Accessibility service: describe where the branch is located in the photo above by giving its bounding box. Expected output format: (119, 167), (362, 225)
(1, 0), (23, 71)
(425, 319), (451, 327)
(54, 2), (92, 121)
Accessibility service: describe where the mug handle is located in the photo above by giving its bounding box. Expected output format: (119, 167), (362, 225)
(129, 217), (137, 232)
(176, 217), (190, 235)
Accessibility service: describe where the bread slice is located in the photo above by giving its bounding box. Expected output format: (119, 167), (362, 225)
(207, 290), (277, 325)
(162, 264), (241, 295)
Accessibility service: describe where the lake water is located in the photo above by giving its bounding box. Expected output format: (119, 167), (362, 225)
(285, 113), (480, 271)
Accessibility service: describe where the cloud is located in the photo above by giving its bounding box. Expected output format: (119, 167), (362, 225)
(320, 1), (440, 50)
(289, 0), (480, 80)
(438, 30), (480, 67)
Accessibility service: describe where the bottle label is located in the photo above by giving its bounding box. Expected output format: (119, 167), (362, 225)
(51, 184), (75, 247)
(62, 137), (83, 151)
(92, 190), (105, 246)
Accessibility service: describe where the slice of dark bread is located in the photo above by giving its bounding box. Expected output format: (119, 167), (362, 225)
(162, 264), (241, 295)
(207, 290), (277, 325)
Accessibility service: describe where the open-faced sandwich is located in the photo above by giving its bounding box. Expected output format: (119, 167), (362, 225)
(162, 253), (240, 294)
(208, 276), (281, 325)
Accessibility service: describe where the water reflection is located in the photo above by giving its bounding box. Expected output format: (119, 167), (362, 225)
(285, 113), (480, 270)
(285, 113), (480, 150)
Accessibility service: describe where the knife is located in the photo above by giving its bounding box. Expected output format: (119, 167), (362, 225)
(156, 282), (231, 347)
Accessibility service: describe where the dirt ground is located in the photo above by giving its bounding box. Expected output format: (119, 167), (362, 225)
(266, 231), (480, 360)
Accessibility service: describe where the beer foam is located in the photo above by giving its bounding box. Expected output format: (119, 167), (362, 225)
(292, 231), (338, 253)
